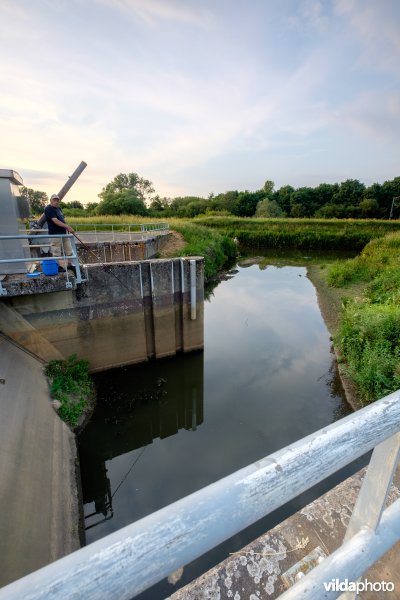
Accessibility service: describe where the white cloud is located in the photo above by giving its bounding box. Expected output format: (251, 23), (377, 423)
(96, 0), (214, 28)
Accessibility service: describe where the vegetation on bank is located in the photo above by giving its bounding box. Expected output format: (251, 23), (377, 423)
(45, 354), (94, 428)
(194, 216), (400, 250)
(327, 233), (400, 403)
(165, 220), (237, 279)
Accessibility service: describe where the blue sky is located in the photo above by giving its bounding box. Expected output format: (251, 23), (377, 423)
(1, 0), (399, 204)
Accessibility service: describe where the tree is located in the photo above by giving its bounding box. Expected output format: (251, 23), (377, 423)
(97, 172), (154, 215)
(96, 189), (148, 216)
(62, 200), (84, 209)
(149, 196), (170, 213)
(20, 186), (48, 215)
(359, 198), (379, 218)
(255, 199), (285, 218)
(274, 185), (294, 215)
(99, 173), (155, 205)
(289, 187), (317, 217)
(332, 179), (365, 207)
(263, 180), (275, 197)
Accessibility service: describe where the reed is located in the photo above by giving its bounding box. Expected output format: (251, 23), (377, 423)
(194, 216), (400, 250)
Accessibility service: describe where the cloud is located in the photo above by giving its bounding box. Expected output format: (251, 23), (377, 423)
(97, 0), (214, 28)
(334, 0), (400, 73)
(340, 90), (400, 144)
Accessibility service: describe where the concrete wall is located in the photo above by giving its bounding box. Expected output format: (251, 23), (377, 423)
(0, 257), (204, 372)
(0, 335), (80, 587)
(76, 234), (167, 263)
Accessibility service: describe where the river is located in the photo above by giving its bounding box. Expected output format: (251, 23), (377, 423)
(78, 250), (365, 599)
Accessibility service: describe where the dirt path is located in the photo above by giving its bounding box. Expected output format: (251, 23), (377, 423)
(158, 230), (187, 257)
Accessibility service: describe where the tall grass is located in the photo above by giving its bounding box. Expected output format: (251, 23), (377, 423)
(169, 220), (236, 279)
(194, 216), (400, 250)
(328, 232), (400, 402)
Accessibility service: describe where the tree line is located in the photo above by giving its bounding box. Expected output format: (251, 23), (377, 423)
(23, 173), (400, 220)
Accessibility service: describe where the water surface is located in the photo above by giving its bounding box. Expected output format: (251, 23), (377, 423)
(79, 256), (364, 599)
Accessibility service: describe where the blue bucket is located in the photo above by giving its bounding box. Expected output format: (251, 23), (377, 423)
(41, 259), (58, 276)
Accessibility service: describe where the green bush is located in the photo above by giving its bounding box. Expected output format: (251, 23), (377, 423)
(45, 354), (93, 427)
(330, 233), (400, 402)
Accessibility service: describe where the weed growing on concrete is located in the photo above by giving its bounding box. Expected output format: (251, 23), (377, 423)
(45, 354), (93, 427)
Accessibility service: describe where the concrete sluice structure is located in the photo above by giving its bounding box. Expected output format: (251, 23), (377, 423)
(0, 257), (204, 371)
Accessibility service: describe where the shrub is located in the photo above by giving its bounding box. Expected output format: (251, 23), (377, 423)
(45, 354), (93, 427)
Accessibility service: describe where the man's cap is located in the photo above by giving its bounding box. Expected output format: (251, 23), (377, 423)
(50, 194), (60, 200)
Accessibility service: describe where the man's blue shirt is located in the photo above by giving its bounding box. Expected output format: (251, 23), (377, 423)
(45, 205), (66, 235)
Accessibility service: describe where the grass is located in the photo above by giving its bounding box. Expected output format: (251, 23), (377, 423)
(327, 232), (400, 402)
(194, 216), (400, 250)
(45, 354), (94, 427)
(167, 220), (236, 279)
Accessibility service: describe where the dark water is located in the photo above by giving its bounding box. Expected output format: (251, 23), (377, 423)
(78, 254), (366, 599)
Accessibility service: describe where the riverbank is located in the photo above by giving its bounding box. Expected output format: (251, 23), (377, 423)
(306, 265), (365, 411)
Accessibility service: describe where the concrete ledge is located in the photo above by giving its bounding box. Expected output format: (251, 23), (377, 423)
(0, 336), (80, 588)
(1, 272), (77, 296)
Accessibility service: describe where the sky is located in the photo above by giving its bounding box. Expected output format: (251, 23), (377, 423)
(1, 0), (399, 205)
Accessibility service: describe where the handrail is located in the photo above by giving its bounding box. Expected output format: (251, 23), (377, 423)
(0, 389), (399, 599)
(67, 222), (169, 243)
(0, 234), (83, 292)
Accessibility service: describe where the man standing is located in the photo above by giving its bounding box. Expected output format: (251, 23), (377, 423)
(44, 194), (75, 273)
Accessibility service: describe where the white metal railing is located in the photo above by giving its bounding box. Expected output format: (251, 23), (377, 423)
(0, 390), (399, 599)
(72, 222), (169, 242)
(0, 234), (84, 294)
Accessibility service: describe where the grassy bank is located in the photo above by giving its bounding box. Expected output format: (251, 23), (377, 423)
(166, 220), (236, 279)
(45, 354), (94, 428)
(195, 216), (400, 250)
(326, 232), (400, 403)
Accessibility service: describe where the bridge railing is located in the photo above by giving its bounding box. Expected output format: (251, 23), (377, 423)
(71, 221), (169, 242)
(0, 234), (83, 293)
(1, 390), (400, 599)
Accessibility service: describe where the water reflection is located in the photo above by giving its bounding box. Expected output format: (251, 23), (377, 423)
(79, 352), (204, 532)
(79, 260), (361, 599)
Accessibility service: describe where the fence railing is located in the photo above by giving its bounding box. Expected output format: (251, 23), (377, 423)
(0, 234), (83, 294)
(71, 222), (169, 242)
(0, 389), (399, 600)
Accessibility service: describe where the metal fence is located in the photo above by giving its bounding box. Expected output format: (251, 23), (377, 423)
(0, 389), (399, 600)
(0, 234), (83, 294)
(72, 222), (169, 242)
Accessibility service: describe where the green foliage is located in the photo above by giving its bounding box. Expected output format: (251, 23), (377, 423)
(21, 186), (48, 215)
(97, 172), (153, 215)
(337, 303), (400, 401)
(170, 220), (237, 279)
(45, 354), (93, 427)
(96, 189), (149, 215)
(255, 199), (285, 218)
(194, 216), (399, 250)
(329, 232), (400, 403)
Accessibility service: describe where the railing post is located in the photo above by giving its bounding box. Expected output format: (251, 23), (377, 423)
(339, 432), (400, 600)
(190, 259), (196, 320)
